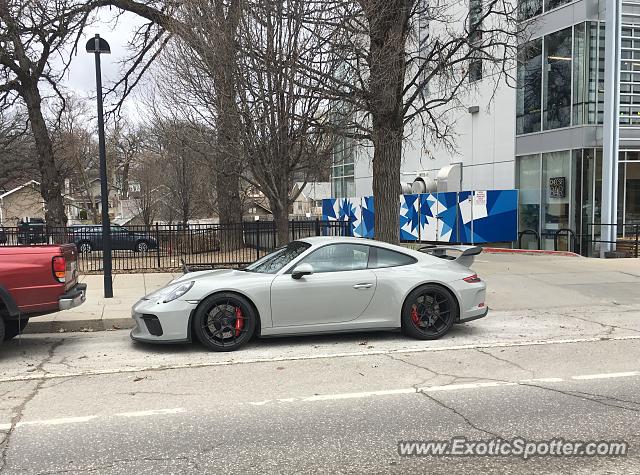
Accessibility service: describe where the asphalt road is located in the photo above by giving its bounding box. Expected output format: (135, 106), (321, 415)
(1, 303), (640, 474)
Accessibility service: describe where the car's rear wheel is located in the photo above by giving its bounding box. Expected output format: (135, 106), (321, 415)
(78, 241), (93, 253)
(3, 318), (29, 341)
(193, 293), (257, 352)
(401, 284), (458, 340)
(135, 241), (149, 253)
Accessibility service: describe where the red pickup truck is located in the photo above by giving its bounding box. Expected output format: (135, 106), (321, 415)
(0, 244), (86, 342)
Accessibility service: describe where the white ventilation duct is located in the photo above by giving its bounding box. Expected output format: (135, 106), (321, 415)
(411, 173), (437, 194)
(435, 163), (462, 192)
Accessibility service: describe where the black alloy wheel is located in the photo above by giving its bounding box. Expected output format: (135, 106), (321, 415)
(401, 284), (458, 340)
(193, 293), (257, 352)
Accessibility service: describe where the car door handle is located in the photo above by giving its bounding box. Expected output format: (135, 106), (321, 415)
(353, 283), (373, 290)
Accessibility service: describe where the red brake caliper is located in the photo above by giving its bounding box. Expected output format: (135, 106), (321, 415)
(411, 306), (420, 325)
(234, 307), (244, 336)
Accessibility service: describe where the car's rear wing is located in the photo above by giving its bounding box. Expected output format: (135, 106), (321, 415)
(417, 245), (482, 268)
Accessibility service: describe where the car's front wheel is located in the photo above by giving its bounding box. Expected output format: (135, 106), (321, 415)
(193, 293), (257, 352)
(401, 284), (458, 340)
(3, 318), (29, 341)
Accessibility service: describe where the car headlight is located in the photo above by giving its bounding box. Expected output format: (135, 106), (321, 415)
(146, 281), (195, 303)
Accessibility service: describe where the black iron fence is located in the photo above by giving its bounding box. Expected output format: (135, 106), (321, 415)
(515, 224), (640, 257)
(0, 220), (352, 273)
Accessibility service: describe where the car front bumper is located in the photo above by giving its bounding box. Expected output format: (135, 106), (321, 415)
(130, 298), (197, 343)
(59, 283), (87, 311)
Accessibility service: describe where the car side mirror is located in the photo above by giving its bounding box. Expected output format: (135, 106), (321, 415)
(291, 263), (314, 280)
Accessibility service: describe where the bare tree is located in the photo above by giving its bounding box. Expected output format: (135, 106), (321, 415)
(107, 117), (144, 199)
(129, 151), (162, 228)
(0, 0), (93, 226)
(301, 0), (521, 243)
(235, 0), (336, 244)
(0, 109), (36, 190)
(94, 0), (245, 229)
(51, 95), (101, 223)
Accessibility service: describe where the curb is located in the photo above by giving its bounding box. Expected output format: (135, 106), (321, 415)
(23, 318), (135, 335)
(482, 247), (582, 258)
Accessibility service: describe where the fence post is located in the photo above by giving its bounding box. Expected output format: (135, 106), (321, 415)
(315, 217), (320, 237)
(636, 224), (639, 258)
(256, 222), (261, 261)
(155, 223), (161, 269)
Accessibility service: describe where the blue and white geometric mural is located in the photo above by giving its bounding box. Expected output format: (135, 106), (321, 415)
(400, 195), (420, 241)
(322, 189), (518, 244)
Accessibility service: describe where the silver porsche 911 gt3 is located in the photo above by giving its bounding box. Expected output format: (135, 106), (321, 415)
(131, 237), (488, 351)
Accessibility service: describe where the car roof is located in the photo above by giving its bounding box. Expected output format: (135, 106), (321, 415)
(298, 236), (424, 256)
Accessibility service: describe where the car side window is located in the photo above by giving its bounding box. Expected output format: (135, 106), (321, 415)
(367, 246), (417, 269)
(300, 244), (370, 273)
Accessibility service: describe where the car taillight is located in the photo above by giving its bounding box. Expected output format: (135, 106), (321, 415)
(53, 256), (66, 283)
(463, 274), (481, 283)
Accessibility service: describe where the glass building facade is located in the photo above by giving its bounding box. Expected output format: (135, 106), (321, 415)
(515, 1), (640, 253)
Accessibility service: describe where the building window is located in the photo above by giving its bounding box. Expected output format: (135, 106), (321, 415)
(331, 135), (355, 198)
(619, 25), (640, 126)
(543, 27), (572, 130)
(516, 39), (543, 134)
(469, 59), (483, 83)
(468, 0), (483, 83)
(544, 0), (572, 11)
(572, 22), (600, 126)
(516, 154), (542, 248)
(519, 0), (542, 21)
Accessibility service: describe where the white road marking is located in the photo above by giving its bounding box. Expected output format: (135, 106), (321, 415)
(572, 371), (640, 380)
(0, 370), (638, 430)
(115, 408), (185, 418)
(423, 381), (518, 392)
(1, 335), (639, 384)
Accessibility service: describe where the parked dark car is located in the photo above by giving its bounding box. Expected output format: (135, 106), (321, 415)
(17, 218), (48, 244)
(69, 225), (158, 253)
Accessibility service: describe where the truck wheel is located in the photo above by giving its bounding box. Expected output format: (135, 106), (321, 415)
(135, 241), (149, 253)
(3, 319), (29, 341)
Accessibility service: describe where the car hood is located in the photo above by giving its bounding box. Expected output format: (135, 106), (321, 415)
(171, 268), (254, 284)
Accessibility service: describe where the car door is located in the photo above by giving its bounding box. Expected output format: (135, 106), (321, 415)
(270, 243), (377, 327)
(110, 226), (129, 250)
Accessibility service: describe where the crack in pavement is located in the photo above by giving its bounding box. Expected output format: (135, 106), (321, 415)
(384, 353), (480, 388)
(474, 348), (536, 378)
(415, 390), (502, 439)
(559, 313), (640, 336)
(517, 382), (640, 414)
(0, 339), (64, 473)
(385, 353), (504, 439)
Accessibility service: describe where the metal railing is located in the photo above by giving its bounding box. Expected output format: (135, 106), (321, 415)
(0, 219), (353, 273)
(517, 229), (541, 250)
(583, 223), (640, 258)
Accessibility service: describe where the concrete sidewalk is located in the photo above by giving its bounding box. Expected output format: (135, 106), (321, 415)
(23, 252), (640, 334)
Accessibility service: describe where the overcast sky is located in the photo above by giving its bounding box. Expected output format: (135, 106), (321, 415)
(61, 9), (147, 118)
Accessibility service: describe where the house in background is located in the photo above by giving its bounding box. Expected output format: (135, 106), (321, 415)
(0, 180), (45, 225)
(291, 182), (331, 217)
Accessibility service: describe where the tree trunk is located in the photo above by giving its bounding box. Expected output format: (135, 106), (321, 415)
(365, 0), (409, 245)
(372, 126), (402, 244)
(270, 199), (290, 247)
(22, 83), (67, 227)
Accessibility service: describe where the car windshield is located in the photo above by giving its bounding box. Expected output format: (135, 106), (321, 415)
(244, 241), (311, 274)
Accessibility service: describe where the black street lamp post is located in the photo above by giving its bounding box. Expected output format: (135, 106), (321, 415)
(86, 34), (113, 298)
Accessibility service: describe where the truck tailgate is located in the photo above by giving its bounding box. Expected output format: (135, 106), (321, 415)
(59, 243), (79, 291)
